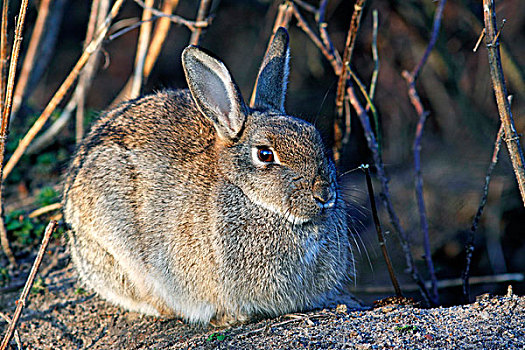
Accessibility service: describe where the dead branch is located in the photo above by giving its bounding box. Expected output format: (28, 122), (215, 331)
(11, 0), (52, 120)
(347, 85), (431, 305)
(133, 0), (210, 31)
(0, 0), (32, 267)
(463, 123), (505, 302)
(0, 0), (8, 115)
(0, 313), (21, 350)
(144, 0), (178, 80)
(189, 0), (213, 45)
(76, 0), (108, 143)
(28, 202), (62, 219)
(362, 164), (402, 297)
(401, 0), (447, 306)
(334, 0), (366, 117)
(2, 0), (126, 180)
(0, 220), (58, 350)
(482, 0), (525, 206)
(130, 0), (154, 98)
(291, 3), (341, 75)
(353, 272), (524, 294)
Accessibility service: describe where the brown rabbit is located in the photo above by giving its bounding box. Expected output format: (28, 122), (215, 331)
(63, 28), (358, 325)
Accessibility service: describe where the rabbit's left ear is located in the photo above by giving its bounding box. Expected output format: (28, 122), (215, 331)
(252, 27), (290, 112)
(182, 46), (248, 141)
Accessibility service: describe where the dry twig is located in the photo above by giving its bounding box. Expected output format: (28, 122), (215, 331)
(0, 0), (32, 266)
(0, 220), (58, 350)
(130, 0), (154, 98)
(11, 0), (52, 120)
(2, 0), (126, 180)
(334, 0), (366, 117)
(482, 0), (525, 206)
(401, 0), (447, 306)
(362, 164), (402, 297)
(0, 0), (8, 115)
(133, 0), (210, 31)
(189, 0), (213, 45)
(463, 123), (505, 302)
(0, 313), (21, 350)
(144, 0), (178, 80)
(347, 85), (431, 305)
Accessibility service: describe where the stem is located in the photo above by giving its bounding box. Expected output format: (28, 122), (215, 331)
(2, 0), (125, 180)
(463, 123), (504, 302)
(483, 0), (525, 206)
(11, 0), (52, 120)
(0, 221), (57, 350)
(189, 0), (213, 45)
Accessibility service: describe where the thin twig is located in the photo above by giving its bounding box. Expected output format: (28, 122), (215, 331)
(463, 123), (504, 302)
(362, 164), (402, 297)
(2, 0), (126, 180)
(75, 0), (107, 144)
(11, 0), (52, 120)
(401, 0), (447, 306)
(28, 202), (62, 219)
(189, 0), (213, 45)
(473, 28), (485, 53)
(0, 313), (22, 350)
(144, 0), (178, 80)
(291, 3), (341, 75)
(348, 67), (381, 154)
(353, 272), (524, 294)
(334, 0), (366, 117)
(0, 220), (58, 350)
(369, 9), (379, 101)
(134, 0), (210, 31)
(130, 0), (154, 98)
(347, 85), (431, 305)
(0, 0), (32, 267)
(483, 0), (525, 206)
(0, 0), (8, 116)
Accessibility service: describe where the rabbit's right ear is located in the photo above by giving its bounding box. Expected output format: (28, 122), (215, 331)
(182, 46), (247, 141)
(252, 27), (290, 112)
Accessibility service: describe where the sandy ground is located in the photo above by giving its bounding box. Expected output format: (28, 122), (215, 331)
(1, 242), (524, 350)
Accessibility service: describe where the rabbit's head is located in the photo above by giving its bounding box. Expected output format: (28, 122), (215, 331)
(183, 28), (340, 225)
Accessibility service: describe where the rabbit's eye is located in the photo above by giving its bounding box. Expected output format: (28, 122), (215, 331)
(257, 147), (275, 163)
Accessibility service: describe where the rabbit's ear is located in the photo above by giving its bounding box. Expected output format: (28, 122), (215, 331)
(252, 27), (290, 112)
(182, 46), (247, 141)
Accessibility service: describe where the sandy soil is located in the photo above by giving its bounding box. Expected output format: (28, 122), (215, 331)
(1, 242), (524, 350)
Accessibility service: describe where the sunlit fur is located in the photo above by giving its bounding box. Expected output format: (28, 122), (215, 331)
(63, 28), (360, 326)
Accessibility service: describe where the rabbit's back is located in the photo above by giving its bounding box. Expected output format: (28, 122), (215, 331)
(64, 90), (224, 319)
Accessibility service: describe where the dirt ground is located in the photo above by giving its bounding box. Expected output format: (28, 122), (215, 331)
(1, 239), (524, 350)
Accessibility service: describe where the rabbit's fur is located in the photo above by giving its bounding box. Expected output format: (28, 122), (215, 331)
(63, 28), (358, 325)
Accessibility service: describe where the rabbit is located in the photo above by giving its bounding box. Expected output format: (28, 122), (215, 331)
(63, 27), (359, 326)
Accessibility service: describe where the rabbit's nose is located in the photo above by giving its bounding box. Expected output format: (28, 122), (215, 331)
(313, 179), (335, 208)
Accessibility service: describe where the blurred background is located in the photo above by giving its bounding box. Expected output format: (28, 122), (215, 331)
(2, 0), (524, 306)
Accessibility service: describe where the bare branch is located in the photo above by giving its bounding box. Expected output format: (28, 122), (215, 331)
(483, 0), (525, 206)
(11, 0), (52, 120)
(133, 0), (210, 31)
(347, 85), (431, 305)
(2, 0), (126, 180)
(463, 123), (504, 302)
(0, 0), (32, 267)
(189, 0), (213, 45)
(401, 0), (447, 306)
(335, 0), (367, 117)
(144, 0), (178, 80)
(130, 0), (154, 98)
(0, 221), (58, 350)
(362, 164), (402, 297)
